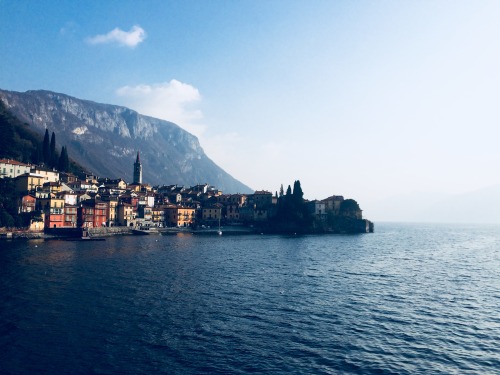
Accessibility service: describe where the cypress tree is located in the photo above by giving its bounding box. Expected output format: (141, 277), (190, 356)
(292, 180), (304, 205)
(64, 146), (70, 171)
(50, 132), (56, 168)
(58, 146), (65, 171)
(42, 129), (50, 164)
(58, 146), (69, 172)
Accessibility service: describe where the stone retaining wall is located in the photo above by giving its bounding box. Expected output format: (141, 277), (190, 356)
(87, 227), (133, 237)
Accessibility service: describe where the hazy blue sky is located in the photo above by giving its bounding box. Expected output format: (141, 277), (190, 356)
(2, 1), (500, 220)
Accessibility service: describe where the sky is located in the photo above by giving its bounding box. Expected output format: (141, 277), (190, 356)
(2, 0), (500, 221)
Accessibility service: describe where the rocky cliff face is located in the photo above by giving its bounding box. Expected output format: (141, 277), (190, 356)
(0, 89), (252, 193)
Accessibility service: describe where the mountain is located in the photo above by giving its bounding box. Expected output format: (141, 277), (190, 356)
(0, 89), (252, 193)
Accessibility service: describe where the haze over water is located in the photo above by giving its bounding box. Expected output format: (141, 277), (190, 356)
(1, 223), (499, 374)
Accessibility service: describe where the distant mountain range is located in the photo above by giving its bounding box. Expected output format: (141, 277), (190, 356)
(365, 184), (500, 224)
(0, 89), (252, 193)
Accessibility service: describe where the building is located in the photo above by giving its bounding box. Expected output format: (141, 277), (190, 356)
(322, 196), (344, 215)
(15, 173), (45, 194)
(100, 195), (118, 226)
(164, 206), (196, 227)
(202, 204), (223, 223)
(59, 172), (78, 184)
(217, 194), (247, 207)
(63, 205), (78, 227)
(30, 166), (59, 183)
(133, 151), (142, 184)
(224, 204), (241, 222)
(250, 190), (273, 208)
(77, 199), (108, 228)
(18, 194), (36, 213)
(0, 159), (31, 179)
(117, 203), (134, 226)
(137, 205), (152, 222)
(151, 206), (165, 226)
(57, 191), (78, 206)
(42, 181), (64, 194)
(38, 195), (65, 229)
(306, 200), (327, 221)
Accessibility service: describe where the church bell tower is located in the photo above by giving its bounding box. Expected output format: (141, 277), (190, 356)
(133, 151), (142, 184)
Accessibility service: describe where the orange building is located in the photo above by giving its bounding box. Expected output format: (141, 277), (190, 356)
(78, 199), (108, 228)
(164, 206), (196, 227)
(40, 196), (65, 229)
(64, 205), (78, 227)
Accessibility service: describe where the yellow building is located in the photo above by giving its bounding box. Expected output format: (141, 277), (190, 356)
(152, 207), (165, 226)
(42, 181), (63, 194)
(15, 173), (45, 194)
(31, 167), (59, 183)
(117, 203), (135, 226)
(106, 199), (118, 226)
(164, 206), (196, 227)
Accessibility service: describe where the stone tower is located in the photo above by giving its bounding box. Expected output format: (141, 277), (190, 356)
(133, 151), (142, 184)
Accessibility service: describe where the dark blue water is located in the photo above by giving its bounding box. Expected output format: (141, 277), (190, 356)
(1, 223), (499, 374)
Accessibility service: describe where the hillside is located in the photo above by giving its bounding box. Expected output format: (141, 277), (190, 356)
(0, 89), (252, 193)
(0, 99), (40, 163)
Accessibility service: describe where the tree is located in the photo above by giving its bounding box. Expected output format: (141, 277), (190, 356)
(0, 209), (15, 228)
(58, 146), (70, 172)
(292, 180), (304, 205)
(50, 131), (57, 168)
(339, 199), (361, 219)
(31, 143), (42, 164)
(43, 128), (50, 164)
(271, 180), (311, 232)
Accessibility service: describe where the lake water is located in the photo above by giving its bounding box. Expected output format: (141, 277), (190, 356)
(1, 223), (499, 374)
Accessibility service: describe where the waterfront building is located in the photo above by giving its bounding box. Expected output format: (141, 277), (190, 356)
(77, 199), (108, 228)
(249, 190), (273, 208)
(322, 195), (344, 215)
(63, 205), (78, 227)
(117, 203), (134, 226)
(202, 204), (223, 223)
(306, 200), (327, 221)
(38, 195), (65, 229)
(164, 205), (196, 227)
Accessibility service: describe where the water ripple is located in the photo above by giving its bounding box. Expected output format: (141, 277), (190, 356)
(0, 223), (499, 374)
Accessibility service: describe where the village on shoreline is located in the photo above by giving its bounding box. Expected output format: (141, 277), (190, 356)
(0, 152), (374, 240)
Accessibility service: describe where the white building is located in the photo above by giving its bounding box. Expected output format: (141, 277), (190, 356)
(0, 159), (31, 179)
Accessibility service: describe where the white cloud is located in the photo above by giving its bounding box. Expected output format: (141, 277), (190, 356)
(86, 25), (146, 48)
(115, 80), (205, 135)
